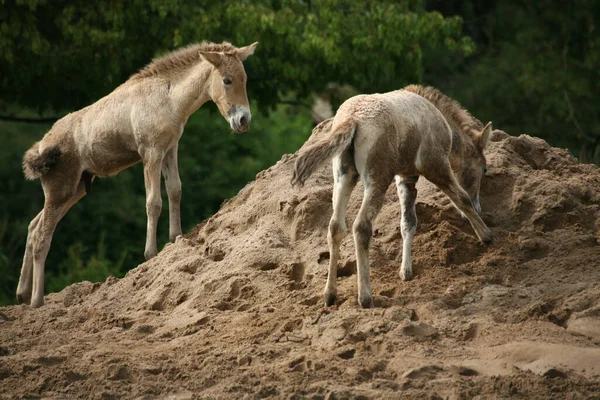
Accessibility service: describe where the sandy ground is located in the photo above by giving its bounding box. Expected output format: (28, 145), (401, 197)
(1, 131), (600, 399)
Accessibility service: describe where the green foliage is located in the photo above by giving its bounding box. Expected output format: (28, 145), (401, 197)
(46, 233), (126, 294)
(222, 0), (474, 106)
(0, 0), (189, 111)
(0, 0), (472, 112)
(424, 0), (600, 163)
(0, 119), (48, 305)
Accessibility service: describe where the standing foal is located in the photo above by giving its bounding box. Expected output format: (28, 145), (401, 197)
(292, 85), (492, 308)
(18, 41), (258, 308)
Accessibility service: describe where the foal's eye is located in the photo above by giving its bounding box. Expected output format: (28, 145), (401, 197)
(223, 77), (232, 85)
(483, 166), (488, 174)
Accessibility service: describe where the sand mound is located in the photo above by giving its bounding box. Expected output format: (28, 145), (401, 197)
(1, 132), (600, 399)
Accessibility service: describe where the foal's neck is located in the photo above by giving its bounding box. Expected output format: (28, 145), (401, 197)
(170, 61), (214, 121)
(449, 130), (467, 170)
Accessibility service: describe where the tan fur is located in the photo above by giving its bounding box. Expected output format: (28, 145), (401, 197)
(17, 41), (258, 308)
(403, 84), (484, 138)
(131, 42), (237, 80)
(292, 85), (493, 309)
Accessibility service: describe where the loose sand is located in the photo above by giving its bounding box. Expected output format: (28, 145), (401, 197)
(1, 131), (599, 399)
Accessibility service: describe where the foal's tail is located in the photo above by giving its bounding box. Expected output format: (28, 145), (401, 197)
(291, 116), (357, 186)
(23, 142), (62, 180)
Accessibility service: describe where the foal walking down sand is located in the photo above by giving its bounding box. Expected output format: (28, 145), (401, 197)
(292, 85), (493, 308)
(18, 41), (258, 308)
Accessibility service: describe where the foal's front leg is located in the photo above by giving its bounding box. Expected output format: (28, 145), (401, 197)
(162, 144), (182, 243)
(442, 181), (492, 244)
(143, 151), (165, 260)
(425, 162), (492, 244)
(395, 176), (418, 281)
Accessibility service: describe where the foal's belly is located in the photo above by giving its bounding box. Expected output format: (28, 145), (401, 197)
(84, 134), (142, 177)
(88, 150), (142, 177)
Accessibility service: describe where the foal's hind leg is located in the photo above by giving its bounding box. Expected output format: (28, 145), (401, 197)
(324, 153), (358, 306)
(16, 211), (42, 304)
(353, 175), (390, 308)
(29, 179), (87, 308)
(424, 162), (492, 244)
(395, 176), (419, 281)
(162, 144), (182, 242)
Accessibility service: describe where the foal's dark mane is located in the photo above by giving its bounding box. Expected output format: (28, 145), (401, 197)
(404, 85), (484, 138)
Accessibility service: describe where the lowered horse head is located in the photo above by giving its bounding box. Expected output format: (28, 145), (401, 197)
(402, 84), (492, 215)
(200, 42), (258, 133)
(451, 121), (492, 214)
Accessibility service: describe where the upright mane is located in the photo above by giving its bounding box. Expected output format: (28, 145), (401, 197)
(403, 85), (483, 137)
(130, 41), (237, 80)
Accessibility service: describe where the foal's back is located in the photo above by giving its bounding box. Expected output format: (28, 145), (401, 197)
(38, 79), (172, 177)
(336, 89), (452, 179)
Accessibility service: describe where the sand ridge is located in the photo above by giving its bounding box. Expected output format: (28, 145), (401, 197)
(1, 131), (599, 399)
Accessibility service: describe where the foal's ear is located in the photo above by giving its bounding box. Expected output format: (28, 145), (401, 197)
(199, 51), (223, 67)
(236, 42), (259, 61)
(478, 121), (492, 149)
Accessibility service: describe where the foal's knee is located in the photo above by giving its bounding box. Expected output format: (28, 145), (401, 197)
(167, 179), (182, 203)
(401, 214), (417, 236)
(328, 219), (346, 244)
(27, 218), (39, 235)
(171, 187), (182, 205)
(353, 219), (372, 249)
(146, 200), (162, 219)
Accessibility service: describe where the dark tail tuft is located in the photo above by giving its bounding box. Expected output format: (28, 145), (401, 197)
(290, 160), (308, 187)
(23, 143), (61, 180)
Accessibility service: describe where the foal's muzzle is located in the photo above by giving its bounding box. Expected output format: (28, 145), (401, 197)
(229, 106), (252, 133)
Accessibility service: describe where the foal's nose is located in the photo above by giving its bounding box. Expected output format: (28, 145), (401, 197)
(229, 106), (252, 132)
(472, 194), (482, 215)
(236, 113), (251, 132)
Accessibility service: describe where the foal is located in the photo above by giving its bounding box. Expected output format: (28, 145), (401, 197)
(18, 41), (258, 308)
(292, 85), (492, 308)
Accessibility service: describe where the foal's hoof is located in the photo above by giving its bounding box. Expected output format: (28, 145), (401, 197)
(30, 297), (44, 309)
(324, 290), (337, 307)
(144, 249), (157, 261)
(16, 291), (31, 305)
(359, 294), (374, 309)
(480, 229), (493, 245)
(400, 268), (413, 281)
(169, 233), (182, 243)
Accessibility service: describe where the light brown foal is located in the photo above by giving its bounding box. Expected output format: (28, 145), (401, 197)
(18, 41), (258, 308)
(292, 85), (492, 308)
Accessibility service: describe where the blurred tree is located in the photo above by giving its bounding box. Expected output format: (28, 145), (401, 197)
(425, 0), (600, 163)
(0, 0), (473, 114)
